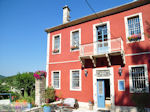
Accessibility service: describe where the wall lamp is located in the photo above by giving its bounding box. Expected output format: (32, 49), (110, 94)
(118, 67), (123, 76)
(84, 69), (88, 77)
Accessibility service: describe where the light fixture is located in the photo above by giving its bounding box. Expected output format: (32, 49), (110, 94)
(118, 67), (123, 76)
(84, 69), (88, 77)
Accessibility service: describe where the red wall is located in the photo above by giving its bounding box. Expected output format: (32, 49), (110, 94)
(48, 3), (150, 106)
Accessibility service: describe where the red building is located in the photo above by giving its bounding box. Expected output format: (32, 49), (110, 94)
(45, 0), (150, 111)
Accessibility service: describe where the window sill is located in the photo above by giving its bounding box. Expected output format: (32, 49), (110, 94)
(52, 52), (61, 55)
(70, 49), (79, 52)
(70, 88), (81, 91)
(126, 38), (145, 44)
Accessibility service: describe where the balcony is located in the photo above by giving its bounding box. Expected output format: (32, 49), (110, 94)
(79, 37), (125, 67)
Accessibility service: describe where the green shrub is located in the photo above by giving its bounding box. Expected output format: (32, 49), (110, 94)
(131, 93), (150, 112)
(44, 86), (55, 103)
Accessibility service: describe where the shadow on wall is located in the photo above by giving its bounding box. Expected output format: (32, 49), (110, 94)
(115, 20), (150, 110)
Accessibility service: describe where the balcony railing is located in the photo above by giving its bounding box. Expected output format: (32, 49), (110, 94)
(80, 37), (123, 57)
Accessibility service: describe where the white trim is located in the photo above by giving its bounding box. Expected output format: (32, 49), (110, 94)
(70, 28), (81, 52)
(46, 33), (50, 88)
(93, 21), (111, 54)
(118, 80), (125, 91)
(51, 70), (61, 90)
(124, 12), (145, 43)
(52, 33), (61, 55)
(125, 52), (150, 56)
(93, 67), (115, 109)
(49, 60), (80, 64)
(70, 69), (82, 91)
(129, 64), (149, 93)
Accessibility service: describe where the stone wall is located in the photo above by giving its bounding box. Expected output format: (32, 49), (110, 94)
(35, 77), (45, 106)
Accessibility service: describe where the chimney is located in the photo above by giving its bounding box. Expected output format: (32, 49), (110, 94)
(63, 5), (70, 24)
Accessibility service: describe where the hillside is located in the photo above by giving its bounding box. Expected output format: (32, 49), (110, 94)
(0, 75), (5, 79)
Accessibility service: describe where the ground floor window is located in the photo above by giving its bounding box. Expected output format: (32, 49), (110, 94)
(129, 64), (149, 93)
(70, 69), (81, 91)
(52, 71), (60, 89)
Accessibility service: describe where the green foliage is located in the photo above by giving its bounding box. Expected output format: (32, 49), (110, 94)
(44, 86), (55, 103)
(0, 83), (10, 93)
(17, 96), (34, 103)
(16, 72), (35, 97)
(131, 93), (150, 112)
(42, 103), (52, 107)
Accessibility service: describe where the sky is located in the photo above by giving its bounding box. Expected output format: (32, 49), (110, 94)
(0, 0), (133, 76)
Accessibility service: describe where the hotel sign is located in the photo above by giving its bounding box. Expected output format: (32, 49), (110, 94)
(96, 70), (111, 77)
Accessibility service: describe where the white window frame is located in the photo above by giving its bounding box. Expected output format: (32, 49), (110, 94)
(70, 28), (81, 52)
(70, 69), (82, 91)
(129, 64), (149, 93)
(52, 34), (61, 54)
(124, 12), (144, 43)
(93, 21), (111, 54)
(118, 80), (125, 91)
(51, 70), (61, 89)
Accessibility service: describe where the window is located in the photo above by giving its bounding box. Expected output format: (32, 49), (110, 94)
(96, 24), (108, 41)
(70, 29), (81, 51)
(52, 71), (60, 89)
(118, 80), (125, 91)
(93, 21), (111, 54)
(129, 64), (149, 93)
(52, 34), (61, 54)
(70, 70), (81, 91)
(124, 13), (144, 43)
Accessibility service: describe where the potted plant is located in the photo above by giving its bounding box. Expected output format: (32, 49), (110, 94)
(128, 34), (141, 41)
(88, 100), (94, 110)
(71, 45), (79, 50)
(53, 48), (59, 53)
(33, 71), (46, 80)
(26, 97), (33, 109)
(42, 104), (52, 112)
(44, 86), (55, 103)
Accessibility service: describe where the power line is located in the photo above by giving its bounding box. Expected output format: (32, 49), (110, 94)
(84, 0), (116, 39)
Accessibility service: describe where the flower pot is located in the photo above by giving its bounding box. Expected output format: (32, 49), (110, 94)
(43, 106), (51, 112)
(27, 103), (32, 109)
(89, 103), (93, 110)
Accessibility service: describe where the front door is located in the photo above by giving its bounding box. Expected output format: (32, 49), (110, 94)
(96, 24), (109, 54)
(97, 79), (105, 108)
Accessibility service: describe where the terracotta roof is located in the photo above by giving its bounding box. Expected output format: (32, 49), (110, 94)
(45, 0), (150, 33)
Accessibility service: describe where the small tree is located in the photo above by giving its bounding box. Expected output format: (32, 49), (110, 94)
(16, 72), (35, 97)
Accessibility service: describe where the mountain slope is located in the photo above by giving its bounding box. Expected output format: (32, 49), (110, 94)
(0, 75), (5, 79)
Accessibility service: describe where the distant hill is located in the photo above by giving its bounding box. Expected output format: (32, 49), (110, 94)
(0, 75), (5, 79)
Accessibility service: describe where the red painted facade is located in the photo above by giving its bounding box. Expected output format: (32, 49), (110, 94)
(46, 2), (150, 108)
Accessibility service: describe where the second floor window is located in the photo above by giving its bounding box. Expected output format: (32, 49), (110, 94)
(70, 29), (80, 51)
(52, 34), (61, 54)
(125, 13), (144, 43)
(96, 24), (108, 41)
(128, 16), (141, 36)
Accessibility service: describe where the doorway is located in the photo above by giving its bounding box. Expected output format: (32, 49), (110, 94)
(97, 79), (110, 108)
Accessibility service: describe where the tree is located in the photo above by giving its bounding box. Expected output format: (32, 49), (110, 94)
(145, 21), (150, 39)
(16, 72), (35, 97)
